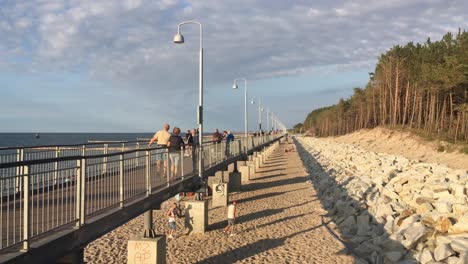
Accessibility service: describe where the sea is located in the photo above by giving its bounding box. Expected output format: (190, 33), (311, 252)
(0, 133), (157, 148)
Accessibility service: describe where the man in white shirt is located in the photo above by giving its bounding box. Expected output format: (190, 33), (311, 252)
(223, 201), (237, 236)
(148, 123), (171, 173)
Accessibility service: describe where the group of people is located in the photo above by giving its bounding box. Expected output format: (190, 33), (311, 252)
(147, 124), (200, 178)
(148, 124), (240, 239)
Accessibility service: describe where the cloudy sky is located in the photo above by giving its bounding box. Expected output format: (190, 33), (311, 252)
(0, 0), (466, 132)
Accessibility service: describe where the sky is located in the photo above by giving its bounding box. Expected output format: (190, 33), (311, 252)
(0, 0), (467, 133)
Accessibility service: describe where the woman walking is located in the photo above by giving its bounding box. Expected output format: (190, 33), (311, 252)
(167, 127), (185, 179)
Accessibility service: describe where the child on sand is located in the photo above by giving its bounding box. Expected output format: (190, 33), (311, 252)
(167, 203), (179, 239)
(223, 201), (237, 236)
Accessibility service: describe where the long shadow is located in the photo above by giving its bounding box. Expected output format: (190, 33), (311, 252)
(250, 173), (286, 181)
(243, 176), (308, 191)
(236, 191), (285, 204)
(208, 208), (284, 231)
(259, 162), (287, 168)
(294, 138), (416, 263)
(256, 168), (285, 174)
(199, 224), (325, 264)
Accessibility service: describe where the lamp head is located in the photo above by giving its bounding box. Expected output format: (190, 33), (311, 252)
(232, 83), (238, 89)
(173, 33), (184, 44)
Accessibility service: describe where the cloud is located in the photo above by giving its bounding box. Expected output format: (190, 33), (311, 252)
(0, 0), (467, 130)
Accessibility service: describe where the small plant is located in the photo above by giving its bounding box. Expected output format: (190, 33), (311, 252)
(437, 145), (446, 152)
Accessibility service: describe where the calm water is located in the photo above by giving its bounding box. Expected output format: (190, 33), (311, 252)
(0, 133), (155, 148)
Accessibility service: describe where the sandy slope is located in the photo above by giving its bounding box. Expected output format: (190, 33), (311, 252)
(84, 143), (353, 263)
(333, 128), (468, 170)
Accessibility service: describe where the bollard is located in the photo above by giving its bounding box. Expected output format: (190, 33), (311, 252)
(212, 183), (228, 207)
(184, 200), (208, 234)
(127, 237), (166, 264)
(228, 171), (242, 192)
(238, 164), (250, 182)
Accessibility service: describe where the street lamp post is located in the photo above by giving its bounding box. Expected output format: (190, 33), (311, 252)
(258, 98), (263, 132)
(173, 21), (204, 181)
(232, 78), (248, 150)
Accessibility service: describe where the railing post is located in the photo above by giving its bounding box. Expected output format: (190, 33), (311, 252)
(121, 143), (125, 152)
(103, 144), (108, 175)
(82, 145), (86, 157)
(119, 154), (124, 208)
(180, 146), (184, 180)
(16, 148), (24, 193)
(22, 165), (30, 252)
(166, 149), (170, 186)
(80, 159), (86, 226)
(76, 160), (81, 227)
(135, 143), (140, 167)
(54, 147), (59, 185)
(209, 145), (212, 165)
(145, 151), (151, 196)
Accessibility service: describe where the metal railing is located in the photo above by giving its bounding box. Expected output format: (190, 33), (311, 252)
(0, 134), (281, 251)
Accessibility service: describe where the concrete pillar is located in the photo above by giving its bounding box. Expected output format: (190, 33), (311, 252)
(184, 200), (208, 234)
(127, 237), (166, 264)
(254, 157), (261, 170)
(212, 183), (228, 207)
(209, 171), (228, 187)
(56, 248), (84, 264)
(238, 165), (250, 182)
(228, 172), (241, 192)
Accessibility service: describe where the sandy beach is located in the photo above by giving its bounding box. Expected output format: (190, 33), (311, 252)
(84, 141), (353, 263)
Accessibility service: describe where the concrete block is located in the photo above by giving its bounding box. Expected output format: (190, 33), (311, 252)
(184, 200), (208, 234)
(212, 183), (228, 208)
(228, 172), (242, 192)
(247, 160), (256, 175)
(127, 237), (166, 264)
(255, 157), (261, 170)
(238, 165), (250, 182)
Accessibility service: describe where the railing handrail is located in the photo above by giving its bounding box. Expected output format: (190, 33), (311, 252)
(0, 136), (271, 169)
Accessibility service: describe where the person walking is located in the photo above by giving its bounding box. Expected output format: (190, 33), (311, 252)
(225, 130), (234, 157)
(167, 127), (185, 179)
(223, 201), (237, 236)
(212, 129), (223, 144)
(167, 203), (179, 239)
(186, 129), (194, 157)
(148, 123), (171, 174)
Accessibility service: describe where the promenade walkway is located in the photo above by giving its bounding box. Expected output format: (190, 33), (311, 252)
(85, 141), (354, 263)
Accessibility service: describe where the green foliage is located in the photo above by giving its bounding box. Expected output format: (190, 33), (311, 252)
(302, 29), (468, 142)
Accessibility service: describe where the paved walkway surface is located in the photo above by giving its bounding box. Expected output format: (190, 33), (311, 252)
(85, 141), (354, 263)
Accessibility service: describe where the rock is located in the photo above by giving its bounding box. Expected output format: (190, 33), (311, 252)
(414, 196), (434, 205)
(452, 204), (468, 216)
(434, 243), (455, 261)
(356, 214), (372, 236)
(402, 222), (428, 249)
(338, 215), (357, 235)
(433, 202), (452, 213)
(451, 184), (465, 198)
(446, 256), (462, 264)
(450, 237), (468, 253)
(383, 251), (403, 262)
(398, 214), (419, 231)
(417, 248), (434, 264)
(434, 216), (454, 233)
(416, 203), (434, 215)
(396, 209), (416, 227)
(354, 241), (381, 256)
(335, 200), (356, 217)
(449, 216), (468, 234)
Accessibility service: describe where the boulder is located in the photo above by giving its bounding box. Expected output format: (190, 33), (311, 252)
(383, 251), (403, 262)
(402, 222), (428, 249)
(356, 214), (372, 236)
(448, 216), (468, 234)
(450, 237), (468, 253)
(417, 248), (434, 264)
(434, 243), (455, 261)
(338, 215), (357, 235)
(433, 202), (452, 214)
